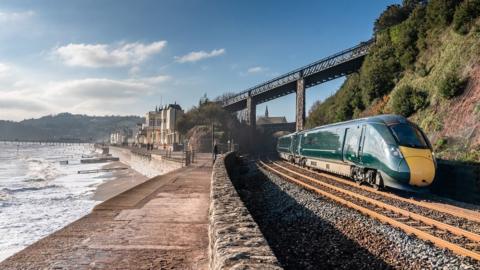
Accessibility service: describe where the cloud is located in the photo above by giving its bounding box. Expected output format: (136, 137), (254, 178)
(54, 40), (167, 68)
(0, 96), (48, 112)
(46, 78), (151, 100)
(0, 10), (35, 23)
(137, 75), (171, 84)
(175, 48), (225, 63)
(0, 63), (12, 78)
(247, 66), (267, 73)
(0, 70), (172, 120)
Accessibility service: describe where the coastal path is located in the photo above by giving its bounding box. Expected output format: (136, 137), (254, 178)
(0, 154), (213, 269)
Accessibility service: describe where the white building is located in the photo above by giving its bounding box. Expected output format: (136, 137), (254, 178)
(110, 128), (133, 145)
(143, 103), (184, 149)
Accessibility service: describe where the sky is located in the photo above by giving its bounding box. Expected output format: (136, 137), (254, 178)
(0, 0), (400, 122)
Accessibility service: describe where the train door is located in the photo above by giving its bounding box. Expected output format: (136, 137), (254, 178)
(291, 134), (299, 157)
(358, 125), (367, 164)
(343, 125), (362, 164)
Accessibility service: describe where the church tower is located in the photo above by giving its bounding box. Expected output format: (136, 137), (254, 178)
(265, 106), (269, 118)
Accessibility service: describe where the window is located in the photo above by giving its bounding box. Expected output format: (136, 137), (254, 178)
(389, 123), (428, 149)
(363, 125), (386, 159)
(344, 126), (361, 158)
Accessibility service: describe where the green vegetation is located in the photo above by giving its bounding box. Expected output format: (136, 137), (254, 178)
(307, 0), (480, 127)
(306, 0), (480, 161)
(177, 94), (237, 137)
(390, 85), (428, 116)
(453, 0), (480, 34)
(0, 113), (142, 141)
(177, 94), (250, 149)
(438, 73), (467, 98)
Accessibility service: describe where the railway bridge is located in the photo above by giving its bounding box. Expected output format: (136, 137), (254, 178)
(222, 39), (374, 131)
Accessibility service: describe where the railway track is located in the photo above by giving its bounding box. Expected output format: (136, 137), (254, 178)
(258, 160), (480, 261)
(277, 160), (480, 224)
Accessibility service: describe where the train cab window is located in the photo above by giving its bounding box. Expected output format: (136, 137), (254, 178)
(389, 123), (428, 149)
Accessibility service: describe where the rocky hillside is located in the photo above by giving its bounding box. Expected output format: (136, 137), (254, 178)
(0, 113), (143, 142)
(307, 0), (480, 161)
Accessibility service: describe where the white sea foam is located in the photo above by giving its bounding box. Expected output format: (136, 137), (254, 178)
(0, 143), (115, 262)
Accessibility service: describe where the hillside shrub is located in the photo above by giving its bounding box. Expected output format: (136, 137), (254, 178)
(391, 85), (428, 116)
(426, 0), (462, 28)
(435, 137), (448, 151)
(453, 0), (480, 34)
(360, 34), (400, 105)
(438, 73), (467, 99)
(416, 64), (429, 77)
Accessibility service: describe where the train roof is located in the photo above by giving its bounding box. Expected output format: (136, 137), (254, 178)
(278, 114), (410, 138)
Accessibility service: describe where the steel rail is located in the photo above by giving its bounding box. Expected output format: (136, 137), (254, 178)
(277, 160), (480, 224)
(258, 161), (480, 261)
(270, 161), (480, 243)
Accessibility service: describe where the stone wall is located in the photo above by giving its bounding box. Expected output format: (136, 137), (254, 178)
(109, 146), (182, 178)
(209, 152), (282, 269)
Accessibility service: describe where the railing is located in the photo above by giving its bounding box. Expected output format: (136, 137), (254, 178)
(222, 39), (374, 108)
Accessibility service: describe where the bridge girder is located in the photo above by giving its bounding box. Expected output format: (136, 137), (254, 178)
(223, 39), (373, 113)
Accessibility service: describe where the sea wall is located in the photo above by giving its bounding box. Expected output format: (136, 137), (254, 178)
(108, 146), (182, 178)
(209, 152), (281, 269)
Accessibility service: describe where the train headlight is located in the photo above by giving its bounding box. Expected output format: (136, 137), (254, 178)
(390, 146), (403, 158)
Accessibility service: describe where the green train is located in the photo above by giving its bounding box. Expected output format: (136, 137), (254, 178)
(277, 115), (436, 191)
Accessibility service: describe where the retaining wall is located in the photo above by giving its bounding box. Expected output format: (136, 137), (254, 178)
(209, 152), (282, 269)
(432, 160), (480, 204)
(109, 146), (182, 178)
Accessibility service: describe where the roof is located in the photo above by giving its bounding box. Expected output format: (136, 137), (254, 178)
(280, 114), (410, 139)
(148, 104), (183, 114)
(257, 116), (287, 125)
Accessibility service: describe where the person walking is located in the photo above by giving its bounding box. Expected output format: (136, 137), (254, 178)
(213, 144), (218, 164)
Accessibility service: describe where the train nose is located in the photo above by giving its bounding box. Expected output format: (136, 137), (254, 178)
(405, 156), (435, 187)
(399, 147), (435, 187)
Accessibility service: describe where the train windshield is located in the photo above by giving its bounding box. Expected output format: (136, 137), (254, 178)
(389, 123), (429, 149)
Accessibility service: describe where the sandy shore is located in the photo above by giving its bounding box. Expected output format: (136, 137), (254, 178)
(92, 161), (148, 201)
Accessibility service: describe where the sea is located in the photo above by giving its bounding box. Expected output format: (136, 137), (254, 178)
(0, 143), (116, 262)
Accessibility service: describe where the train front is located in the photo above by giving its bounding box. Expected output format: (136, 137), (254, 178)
(389, 122), (436, 188)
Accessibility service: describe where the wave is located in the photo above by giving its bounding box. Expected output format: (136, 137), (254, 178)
(23, 157), (64, 183)
(1, 185), (59, 194)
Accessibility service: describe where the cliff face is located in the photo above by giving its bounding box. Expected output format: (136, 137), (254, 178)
(420, 64), (480, 160)
(306, 1), (480, 161)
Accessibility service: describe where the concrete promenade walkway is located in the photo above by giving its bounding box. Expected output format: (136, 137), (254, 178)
(0, 158), (212, 270)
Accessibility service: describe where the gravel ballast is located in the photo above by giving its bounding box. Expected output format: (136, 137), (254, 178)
(277, 161), (480, 235)
(230, 160), (480, 269)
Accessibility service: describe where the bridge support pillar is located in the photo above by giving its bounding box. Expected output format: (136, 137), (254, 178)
(296, 78), (305, 131)
(246, 96), (256, 128)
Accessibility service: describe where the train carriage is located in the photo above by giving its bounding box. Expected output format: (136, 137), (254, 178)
(277, 115), (436, 191)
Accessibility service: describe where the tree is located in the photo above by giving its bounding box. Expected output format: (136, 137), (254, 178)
(374, 4), (409, 32)
(426, 0), (462, 28)
(453, 0), (480, 34)
(359, 34), (400, 106)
